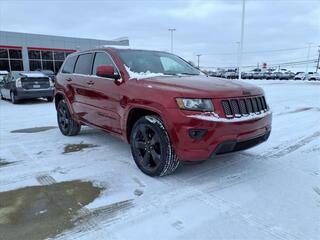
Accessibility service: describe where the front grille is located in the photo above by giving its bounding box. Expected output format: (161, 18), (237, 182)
(221, 96), (268, 118)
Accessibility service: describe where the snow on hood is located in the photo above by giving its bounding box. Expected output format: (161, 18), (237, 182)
(125, 66), (167, 80)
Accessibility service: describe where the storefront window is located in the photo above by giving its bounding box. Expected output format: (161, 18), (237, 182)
(28, 50), (41, 60)
(28, 49), (74, 73)
(0, 47), (23, 71)
(29, 60), (42, 71)
(41, 51), (53, 60)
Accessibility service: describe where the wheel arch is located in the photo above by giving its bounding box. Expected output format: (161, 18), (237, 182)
(125, 107), (164, 143)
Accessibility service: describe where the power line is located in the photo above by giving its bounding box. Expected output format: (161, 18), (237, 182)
(201, 46), (319, 56)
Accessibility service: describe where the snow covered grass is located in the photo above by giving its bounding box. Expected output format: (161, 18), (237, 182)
(0, 80), (319, 239)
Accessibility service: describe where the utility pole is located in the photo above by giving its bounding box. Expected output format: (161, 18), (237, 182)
(316, 45), (320, 73)
(168, 28), (176, 53)
(236, 41), (240, 73)
(306, 42), (312, 73)
(238, 0), (246, 80)
(196, 54), (201, 68)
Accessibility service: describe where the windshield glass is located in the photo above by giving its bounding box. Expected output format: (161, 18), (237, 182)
(116, 49), (201, 76)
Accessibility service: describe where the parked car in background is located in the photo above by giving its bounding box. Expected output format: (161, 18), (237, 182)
(294, 72), (306, 80)
(0, 70), (9, 82)
(305, 72), (320, 81)
(38, 69), (56, 83)
(244, 71), (254, 79)
(252, 71), (264, 79)
(54, 47), (272, 176)
(265, 71), (277, 80)
(223, 69), (237, 79)
(0, 71), (54, 103)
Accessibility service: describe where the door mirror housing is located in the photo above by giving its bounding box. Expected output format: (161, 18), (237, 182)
(96, 65), (120, 80)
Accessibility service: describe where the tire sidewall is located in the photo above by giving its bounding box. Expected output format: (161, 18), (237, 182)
(130, 116), (172, 176)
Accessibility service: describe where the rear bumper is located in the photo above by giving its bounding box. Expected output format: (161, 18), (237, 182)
(15, 88), (54, 99)
(165, 109), (272, 161)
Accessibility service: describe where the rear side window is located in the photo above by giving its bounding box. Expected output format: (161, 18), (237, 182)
(92, 52), (117, 75)
(62, 56), (77, 74)
(74, 53), (93, 75)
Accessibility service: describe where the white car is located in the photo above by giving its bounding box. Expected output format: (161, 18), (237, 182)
(0, 70), (8, 82)
(305, 72), (320, 81)
(294, 72), (306, 80)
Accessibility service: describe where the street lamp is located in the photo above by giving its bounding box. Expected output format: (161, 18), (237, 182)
(238, 0), (246, 80)
(168, 28), (176, 53)
(196, 54), (201, 68)
(306, 42), (312, 73)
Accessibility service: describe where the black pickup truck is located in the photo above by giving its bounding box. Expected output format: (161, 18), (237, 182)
(0, 71), (54, 104)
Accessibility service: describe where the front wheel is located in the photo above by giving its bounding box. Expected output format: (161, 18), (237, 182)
(10, 92), (18, 104)
(57, 99), (81, 136)
(130, 115), (180, 177)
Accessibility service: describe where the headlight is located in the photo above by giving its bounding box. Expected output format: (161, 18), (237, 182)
(176, 98), (214, 112)
(16, 78), (22, 88)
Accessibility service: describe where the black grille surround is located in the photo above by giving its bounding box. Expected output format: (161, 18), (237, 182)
(221, 96), (268, 118)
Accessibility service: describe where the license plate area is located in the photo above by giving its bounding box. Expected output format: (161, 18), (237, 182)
(33, 84), (41, 88)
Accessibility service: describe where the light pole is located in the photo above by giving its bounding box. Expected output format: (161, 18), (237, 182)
(238, 0), (246, 80)
(316, 45), (320, 73)
(196, 54), (201, 68)
(306, 42), (312, 73)
(168, 28), (176, 53)
(236, 41), (240, 73)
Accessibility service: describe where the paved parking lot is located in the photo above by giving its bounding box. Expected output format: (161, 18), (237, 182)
(0, 80), (319, 240)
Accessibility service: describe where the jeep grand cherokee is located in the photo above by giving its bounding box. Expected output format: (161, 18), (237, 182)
(55, 47), (272, 176)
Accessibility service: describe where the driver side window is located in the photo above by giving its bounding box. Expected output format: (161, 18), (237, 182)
(92, 52), (118, 76)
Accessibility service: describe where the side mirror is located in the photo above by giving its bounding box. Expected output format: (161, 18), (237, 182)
(96, 65), (120, 80)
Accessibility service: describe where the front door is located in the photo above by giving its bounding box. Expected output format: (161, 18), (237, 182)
(85, 51), (122, 134)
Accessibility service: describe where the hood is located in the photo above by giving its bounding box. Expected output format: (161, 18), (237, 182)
(139, 75), (264, 98)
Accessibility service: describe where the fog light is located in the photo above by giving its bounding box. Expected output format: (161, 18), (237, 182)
(188, 129), (208, 139)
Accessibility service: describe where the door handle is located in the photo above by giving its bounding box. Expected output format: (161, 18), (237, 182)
(86, 80), (95, 86)
(66, 78), (72, 82)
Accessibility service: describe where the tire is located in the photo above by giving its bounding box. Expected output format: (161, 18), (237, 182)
(130, 115), (180, 176)
(10, 91), (18, 104)
(47, 96), (54, 102)
(57, 99), (81, 136)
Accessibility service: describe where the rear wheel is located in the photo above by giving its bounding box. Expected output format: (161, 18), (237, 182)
(47, 97), (54, 102)
(57, 99), (81, 136)
(130, 115), (179, 176)
(10, 92), (18, 104)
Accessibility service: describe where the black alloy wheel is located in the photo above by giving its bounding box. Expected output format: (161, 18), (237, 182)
(57, 99), (81, 136)
(130, 115), (179, 176)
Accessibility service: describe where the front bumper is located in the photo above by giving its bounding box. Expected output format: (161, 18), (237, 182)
(165, 109), (272, 161)
(15, 88), (54, 100)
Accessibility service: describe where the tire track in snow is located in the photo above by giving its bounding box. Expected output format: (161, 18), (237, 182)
(266, 131), (320, 158)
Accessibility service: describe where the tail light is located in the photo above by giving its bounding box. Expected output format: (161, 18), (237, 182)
(49, 78), (54, 87)
(15, 78), (22, 88)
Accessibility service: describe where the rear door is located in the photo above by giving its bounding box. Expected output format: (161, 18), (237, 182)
(71, 53), (97, 124)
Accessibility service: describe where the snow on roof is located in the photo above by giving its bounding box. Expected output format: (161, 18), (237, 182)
(0, 70), (8, 75)
(125, 66), (167, 80)
(19, 72), (46, 78)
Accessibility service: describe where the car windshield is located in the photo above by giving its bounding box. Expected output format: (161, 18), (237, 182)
(116, 49), (201, 76)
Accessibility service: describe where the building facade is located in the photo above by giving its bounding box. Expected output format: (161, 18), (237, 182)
(0, 31), (129, 73)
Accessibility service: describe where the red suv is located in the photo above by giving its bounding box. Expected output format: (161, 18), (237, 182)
(55, 47), (272, 176)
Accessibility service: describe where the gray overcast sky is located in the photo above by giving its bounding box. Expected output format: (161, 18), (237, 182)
(0, 0), (319, 70)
